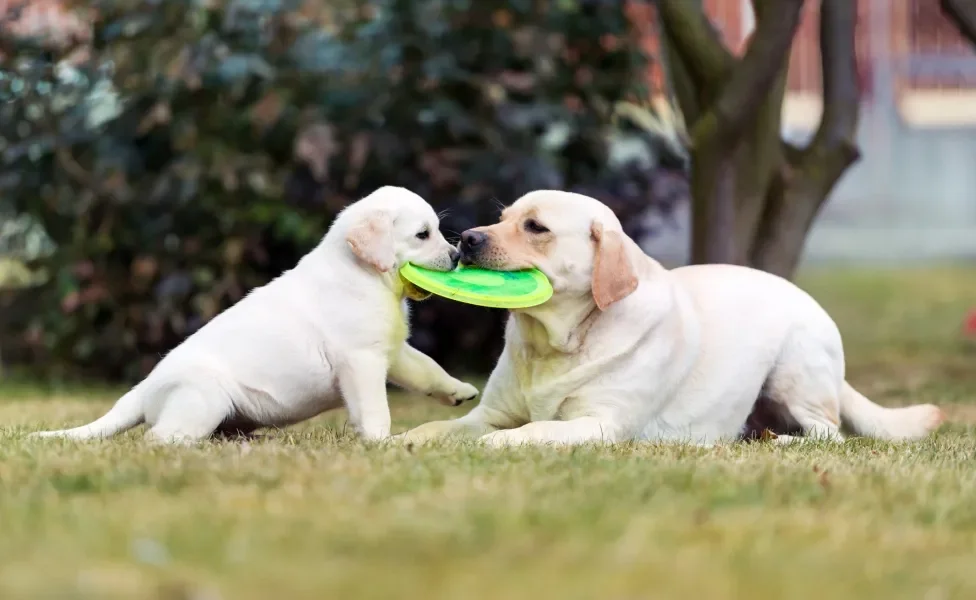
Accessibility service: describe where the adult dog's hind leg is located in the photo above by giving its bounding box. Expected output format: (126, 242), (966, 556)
(763, 332), (846, 443)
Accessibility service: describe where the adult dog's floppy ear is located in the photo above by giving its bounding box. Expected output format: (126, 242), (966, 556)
(590, 221), (638, 311)
(346, 210), (395, 272)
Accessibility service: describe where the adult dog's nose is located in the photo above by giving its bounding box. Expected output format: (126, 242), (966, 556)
(460, 230), (487, 255)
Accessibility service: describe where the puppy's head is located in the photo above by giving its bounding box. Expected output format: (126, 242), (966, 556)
(343, 186), (459, 276)
(458, 190), (638, 310)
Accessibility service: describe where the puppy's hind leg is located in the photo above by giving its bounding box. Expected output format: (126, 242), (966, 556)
(338, 351), (393, 440)
(145, 382), (232, 444)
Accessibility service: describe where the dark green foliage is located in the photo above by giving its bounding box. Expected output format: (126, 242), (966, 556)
(0, 0), (687, 381)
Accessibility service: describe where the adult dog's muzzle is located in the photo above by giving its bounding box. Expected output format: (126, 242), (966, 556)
(458, 229), (488, 265)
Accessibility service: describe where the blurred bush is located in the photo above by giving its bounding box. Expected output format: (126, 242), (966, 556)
(0, 0), (688, 381)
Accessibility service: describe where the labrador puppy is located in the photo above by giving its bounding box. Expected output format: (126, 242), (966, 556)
(397, 190), (943, 447)
(32, 186), (478, 443)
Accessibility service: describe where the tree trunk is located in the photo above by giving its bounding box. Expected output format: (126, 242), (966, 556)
(942, 0), (976, 47)
(750, 0), (861, 276)
(656, 0), (860, 279)
(690, 143), (737, 263)
(732, 63), (788, 265)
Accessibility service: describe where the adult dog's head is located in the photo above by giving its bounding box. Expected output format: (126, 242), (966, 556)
(458, 190), (638, 311)
(340, 186), (459, 275)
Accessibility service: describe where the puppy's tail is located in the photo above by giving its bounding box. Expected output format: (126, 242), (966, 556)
(839, 381), (943, 441)
(30, 389), (144, 440)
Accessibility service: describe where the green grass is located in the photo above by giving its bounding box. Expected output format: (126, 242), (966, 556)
(1, 267), (975, 600)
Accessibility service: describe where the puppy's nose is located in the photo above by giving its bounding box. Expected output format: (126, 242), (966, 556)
(460, 230), (487, 253)
(449, 246), (460, 268)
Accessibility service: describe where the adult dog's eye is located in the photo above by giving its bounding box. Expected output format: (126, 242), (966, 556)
(416, 228), (430, 240)
(524, 219), (550, 234)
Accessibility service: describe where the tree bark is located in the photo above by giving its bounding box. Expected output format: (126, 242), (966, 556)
(689, 144), (738, 263)
(749, 0), (861, 277)
(731, 0), (791, 265)
(655, 0), (732, 95)
(731, 57), (788, 265)
(942, 0), (976, 47)
(655, 0), (859, 277)
(660, 18), (703, 126)
(693, 0), (804, 146)
(662, 0), (803, 264)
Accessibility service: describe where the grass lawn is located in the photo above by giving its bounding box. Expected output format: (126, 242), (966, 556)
(1, 267), (975, 600)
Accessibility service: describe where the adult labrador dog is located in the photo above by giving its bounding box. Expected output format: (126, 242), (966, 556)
(398, 190), (943, 447)
(32, 186), (478, 443)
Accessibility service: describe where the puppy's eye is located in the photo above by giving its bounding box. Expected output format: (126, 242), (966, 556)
(524, 219), (550, 234)
(416, 228), (430, 240)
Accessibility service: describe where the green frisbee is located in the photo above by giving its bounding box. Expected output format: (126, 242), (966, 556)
(399, 263), (553, 309)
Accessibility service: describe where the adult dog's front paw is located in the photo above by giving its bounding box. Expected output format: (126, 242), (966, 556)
(479, 429), (524, 448)
(393, 420), (462, 445)
(433, 381), (479, 407)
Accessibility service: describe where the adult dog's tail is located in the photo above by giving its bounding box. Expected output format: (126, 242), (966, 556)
(31, 389), (144, 440)
(839, 381), (943, 440)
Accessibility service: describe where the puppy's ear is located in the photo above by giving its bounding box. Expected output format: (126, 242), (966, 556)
(590, 221), (638, 311)
(346, 210), (395, 272)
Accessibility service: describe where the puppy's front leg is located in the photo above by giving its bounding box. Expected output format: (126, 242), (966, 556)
(480, 417), (617, 448)
(394, 349), (526, 445)
(387, 343), (479, 406)
(338, 351), (392, 440)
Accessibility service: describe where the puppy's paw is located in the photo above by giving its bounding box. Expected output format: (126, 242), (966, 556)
(452, 381), (480, 404)
(356, 425), (392, 442)
(433, 381), (479, 407)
